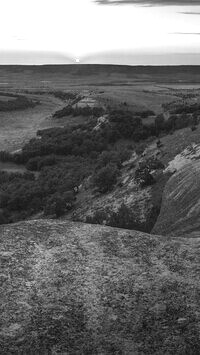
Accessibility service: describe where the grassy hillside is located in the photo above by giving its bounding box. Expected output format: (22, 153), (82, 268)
(0, 219), (200, 354)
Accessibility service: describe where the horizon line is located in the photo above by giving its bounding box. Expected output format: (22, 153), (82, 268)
(1, 63), (200, 67)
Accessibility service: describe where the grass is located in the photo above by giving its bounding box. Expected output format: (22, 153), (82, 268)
(0, 219), (200, 354)
(0, 93), (65, 152)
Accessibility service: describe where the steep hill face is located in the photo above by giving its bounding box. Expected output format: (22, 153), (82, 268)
(0, 220), (200, 354)
(153, 160), (200, 237)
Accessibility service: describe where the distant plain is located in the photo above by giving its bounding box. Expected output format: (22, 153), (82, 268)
(0, 64), (200, 152)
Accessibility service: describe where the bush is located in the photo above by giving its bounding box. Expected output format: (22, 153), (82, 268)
(26, 155), (57, 171)
(86, 210), (107, 225)
(136, 110), (155, 118)
(53, 105), (73, 118)
(191, 125), (197, 131)
(52, 91), (77, 101)
(109, 203), (139, 230)
(0, 209), (8, 224)
(26, 157), (40, 171)
(85, 204), (144, 231)
(139, 157), (165, 171)
(96, 149), (131, 170)
(0, 95), (37, 112)
(155, 114), (165, 134)
(44, 191), (75, 217)
(135, 167), (155, 187)
(53, 104), (104, 119)
(0, 150), (13, 162)
(93, 163), (120, 193)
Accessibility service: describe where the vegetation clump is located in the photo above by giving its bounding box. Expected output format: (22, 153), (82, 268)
(93, 163), (120, 193)
(96, 149), (131, 170)
(44, 191), (76, 217)
(0, 95), (38, 111)
(0, 157), (91, 224)
(135, 167), (155, 187)
(52, 90), (78, 101)
(53, 104), (104, 119)
(135, 157), (164, 188)
(0, 101), (198, 225)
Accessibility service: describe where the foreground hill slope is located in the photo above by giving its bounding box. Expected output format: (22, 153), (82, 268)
(153, 160), (200, 237)
(0, 219), (200, 354)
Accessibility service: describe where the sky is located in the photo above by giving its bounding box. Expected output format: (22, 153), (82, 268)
(0, 0), (200, 65)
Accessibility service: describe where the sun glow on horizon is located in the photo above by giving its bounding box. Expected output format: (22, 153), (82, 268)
(0, 0), (199, 64)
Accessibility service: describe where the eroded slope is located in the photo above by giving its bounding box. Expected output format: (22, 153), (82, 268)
(153, 158), (200, 237)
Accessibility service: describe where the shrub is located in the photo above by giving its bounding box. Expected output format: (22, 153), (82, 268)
(97, 151), (119, 169)
(0, 95), (37, 112)
(109, 203), (139, 230)
(44, 191), (75, 217)
(26, 157), (40, 171)
(26, 155), (57, 171)
(135, 167), (155, 187)
(53, 104), (104, 119)
(155, 114), (165, 134)
(52, 91), (77, 101)
(191, 125), (197, 131)
(139, 157), (165, 171)
(97, 149), (131, 170)
(0, 150), (13, 162)
(53, 105), (73, 118)
(0, 209), (8, 224)
(86, 210), (107, 225)
(86, 204), (143, 231)
(136, 110), (155, 118)
(93, 163), (120, 193)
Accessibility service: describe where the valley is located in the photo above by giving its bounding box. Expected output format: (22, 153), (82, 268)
(1, 65), (200, 229)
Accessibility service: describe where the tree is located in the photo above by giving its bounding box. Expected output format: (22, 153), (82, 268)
(109, 110), (142, 139)
(155, 114), (165, 135)
(109, 203), (137, 229)
(93, 163), (119, 193)
(44, 191), (76, 217)
(0, 209), (7, 224)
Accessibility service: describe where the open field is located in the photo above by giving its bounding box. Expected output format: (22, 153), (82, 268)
(0, 64), (200, 160)
(1, 65), (200, 115)
(0, 95), (16, 101)
(1, 65), (200, 88)
(0, 93), (66, 152)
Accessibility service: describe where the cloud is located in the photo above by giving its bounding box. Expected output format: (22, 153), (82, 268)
(0, 50), (74, 65)
(180, 11), (200, 14)
(171, 32), (200, 35)
(81, 50), (200, 65)
(95, 0), (200, 6)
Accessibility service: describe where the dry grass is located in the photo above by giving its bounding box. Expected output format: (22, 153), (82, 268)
(0, 219), (200, 354)
(0, 94), (65, 152)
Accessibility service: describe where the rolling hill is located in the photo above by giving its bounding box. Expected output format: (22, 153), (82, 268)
(0, 217), (200, 353)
